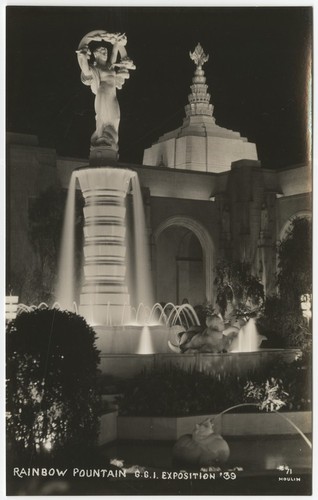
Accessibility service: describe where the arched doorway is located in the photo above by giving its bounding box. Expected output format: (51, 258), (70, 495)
(154, 216), (214, 305)
(279, 210), (312, 241)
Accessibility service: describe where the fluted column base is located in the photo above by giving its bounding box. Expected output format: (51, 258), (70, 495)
(77, 167), (136, 326)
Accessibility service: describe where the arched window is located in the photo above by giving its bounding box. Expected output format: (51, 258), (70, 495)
(154, 216), (215, 303)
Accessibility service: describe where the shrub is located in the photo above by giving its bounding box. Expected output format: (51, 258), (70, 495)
(118, 366), (244, 417)
(258, 217), (312, 349)
(117, 354), (311, 417)
(214, 260), (264, 317)
(6, 308), (101, 460)
(20, 184), (84, 305)
(277, 217), (312, 308)
(244, 378), (289, 412)
(257, 295), (312, 349)
(271, 351), (312, 411)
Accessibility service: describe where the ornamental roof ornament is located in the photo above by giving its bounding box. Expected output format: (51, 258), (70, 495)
(185, 43), (213, 119)
(189, 43), (209, 68)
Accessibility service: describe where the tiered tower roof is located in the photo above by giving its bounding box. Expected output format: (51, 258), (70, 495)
(143, 43), (258, 173)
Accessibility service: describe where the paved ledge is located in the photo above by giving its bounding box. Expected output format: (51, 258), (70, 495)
(116, 411), (311, 441)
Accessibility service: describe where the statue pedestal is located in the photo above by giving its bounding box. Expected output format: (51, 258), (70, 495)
(89, 146), (118, 167)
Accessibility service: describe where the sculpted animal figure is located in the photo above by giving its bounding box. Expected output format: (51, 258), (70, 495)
(168, 314), (240, 353)
(172, 418), (230, 466)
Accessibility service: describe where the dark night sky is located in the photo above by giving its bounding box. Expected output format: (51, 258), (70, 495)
(6, 6), (312, 169)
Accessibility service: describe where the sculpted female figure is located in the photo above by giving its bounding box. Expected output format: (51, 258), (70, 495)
(76, 31), (135, 156)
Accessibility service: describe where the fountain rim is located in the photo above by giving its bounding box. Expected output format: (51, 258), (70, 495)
(97, 346), (300, 354)
(73, 165), (139, 175)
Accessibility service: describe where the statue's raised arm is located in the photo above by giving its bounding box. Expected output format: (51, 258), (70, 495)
(76, 30), (136, 159)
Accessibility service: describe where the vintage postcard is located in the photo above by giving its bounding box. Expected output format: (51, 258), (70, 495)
(5, 5), (313, 496)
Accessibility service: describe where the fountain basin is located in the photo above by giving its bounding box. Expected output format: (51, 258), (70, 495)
(98, 348), (301, 378)
(94, 324), (183, 355)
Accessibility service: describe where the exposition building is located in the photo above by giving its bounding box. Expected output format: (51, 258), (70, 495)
(7, 45), (311, 308)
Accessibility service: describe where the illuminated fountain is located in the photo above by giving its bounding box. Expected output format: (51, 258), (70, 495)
(54, 30), (205, 357)
(56, 166), (194, 353)
(53, 33), (299, 372)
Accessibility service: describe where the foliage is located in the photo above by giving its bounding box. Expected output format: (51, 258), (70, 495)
(244, 352), (312, 412)
(214, 260), (264, 317)
(29, 185), (65, 267)
(118, 366), (243, 417)
(277, 350), (312, 411)
(6, 308), (101, 459)
(118, 354), (311, 417)
(193, 304), (208, 327)
(257, 217), (312, 349)
(25, 184), (84, 304)
(244, 378), (289, 412)
(257, 296), (312, 349)
(277, 217), (312, 307)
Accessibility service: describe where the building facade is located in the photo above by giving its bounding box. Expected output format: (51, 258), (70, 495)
(7, 44), (311, 308)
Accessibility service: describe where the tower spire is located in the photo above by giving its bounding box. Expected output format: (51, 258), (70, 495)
(143, 42), (258, 173)
(185, 43), (214, 119)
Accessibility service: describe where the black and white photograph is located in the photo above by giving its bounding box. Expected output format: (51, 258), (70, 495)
(5, 4), (313, 496)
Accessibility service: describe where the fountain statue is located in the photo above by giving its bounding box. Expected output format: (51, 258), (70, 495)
(56, 31), (152, 327)
(76, 30), (136, 163)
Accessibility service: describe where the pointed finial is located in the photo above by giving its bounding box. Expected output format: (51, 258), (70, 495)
(189, 43), (209, 68)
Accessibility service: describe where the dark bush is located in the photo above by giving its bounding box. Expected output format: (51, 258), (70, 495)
(257, 296), (311, 349)
(6, 308), (101, 460)
(117, 355), (311, 417)
(256, 218), (312, 349)
(214, 260), (264, 316)
(277, 217), (312, 307)
(118, 365), (243, 417)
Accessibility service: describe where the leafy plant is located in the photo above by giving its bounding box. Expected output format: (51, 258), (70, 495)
(244, 378), (289, 412)
(257, 217), (312, 349)
(257, 296), (311, 349)
(214, 260), (264, 318)
(277, 217), (312, 308)
(6, 308), (101, 459)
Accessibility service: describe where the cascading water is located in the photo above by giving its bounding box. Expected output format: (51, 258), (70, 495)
(237, 318), (259, 352)
(230, 317), (266, 352)
(137, 326), (155, 354)
(55, 172), (77, 310)
(56, 166), (155, 329)
(131, 175), (153, 309)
